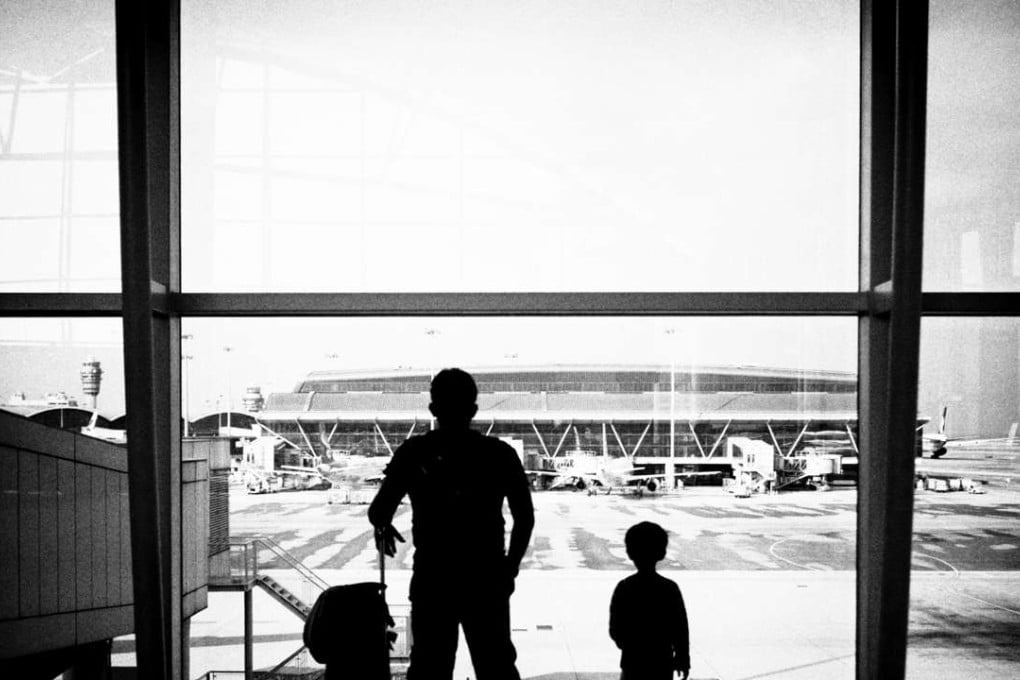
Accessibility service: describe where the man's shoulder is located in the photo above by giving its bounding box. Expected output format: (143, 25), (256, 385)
(393, 433), (428, 456)
(478, 432), (518, 454)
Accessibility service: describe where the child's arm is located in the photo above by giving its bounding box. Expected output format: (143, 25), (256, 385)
(672, 587), (691, 677)
(608, 584), (627, 649)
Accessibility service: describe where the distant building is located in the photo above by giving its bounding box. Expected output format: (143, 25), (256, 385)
(255, 364), (865, 483)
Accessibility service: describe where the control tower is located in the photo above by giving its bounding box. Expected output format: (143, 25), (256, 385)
(79, 358), (103, 410)
(242, 385), (264, 413)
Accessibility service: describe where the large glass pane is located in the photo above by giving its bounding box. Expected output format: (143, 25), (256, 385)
(184, 316), (857, 679)
(911, 318), (1020, 678)
(182, 1), (860, 293)
(923, 1), (1020, 291)
(0, 318), (125, 431)
(0, 1), (121, 292)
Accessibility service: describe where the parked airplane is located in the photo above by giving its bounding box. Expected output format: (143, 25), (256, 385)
(81, 412), (127, 444)
(319, 449), (389, 487)
(919, 405), (949, 458)
(529, 449), (719, 496)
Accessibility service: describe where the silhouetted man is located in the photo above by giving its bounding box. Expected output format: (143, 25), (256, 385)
(369, 368), (535, 680)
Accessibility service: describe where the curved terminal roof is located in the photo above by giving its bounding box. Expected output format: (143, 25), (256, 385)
(262, 365), (858, 424)
(0, 406), (113, 430)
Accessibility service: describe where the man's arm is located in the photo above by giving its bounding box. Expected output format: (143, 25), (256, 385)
(504, 448), (535, 575)
(367, 448), (410, 556)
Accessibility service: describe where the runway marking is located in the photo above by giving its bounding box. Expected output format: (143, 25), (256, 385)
(768, 537), (820, 571)
(734, 653), (855, 680)
(915, 553), (1020, 617)
(303, 530), (348, 568)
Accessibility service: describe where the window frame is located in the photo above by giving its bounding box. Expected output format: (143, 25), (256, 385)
(3, 1), (1019, 678)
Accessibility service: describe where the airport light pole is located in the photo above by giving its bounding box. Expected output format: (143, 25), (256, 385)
(425, 328), (440, 379)
(223, 345), (234, 433)
(665, 328), (678, 488)
(182, 334), (193, 437)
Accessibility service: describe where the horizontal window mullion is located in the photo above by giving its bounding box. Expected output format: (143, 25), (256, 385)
(921, 292), (1020, 316)
(174, 292), (865, 316)
(7, 292), (1020, 317)
(0, 293), (123, 316)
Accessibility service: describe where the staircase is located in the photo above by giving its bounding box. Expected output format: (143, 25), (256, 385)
(235, 537), (330, 677)
(255, 573), (313, 619)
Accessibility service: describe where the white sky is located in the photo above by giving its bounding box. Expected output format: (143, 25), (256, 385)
(2, 316), (859, 419)
(1, 1), (1017, 432)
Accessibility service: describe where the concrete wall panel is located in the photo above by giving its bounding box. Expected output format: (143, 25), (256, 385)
(0, 446), (18, 620)
(75, 465), (92, 611)
(17, 451), (39, 617)
(38, 455), (59, 615)
(91, 466), (107, 608)
(57, 459), (77, 613)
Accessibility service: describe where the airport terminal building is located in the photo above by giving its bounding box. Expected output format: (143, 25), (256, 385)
(254, 365), (860, 483)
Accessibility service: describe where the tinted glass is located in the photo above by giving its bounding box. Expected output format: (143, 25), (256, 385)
(182, 316), (858, 680)
(0, 318), (125, 429)
(0, 1), (120, 292)
(910, 317), (1020, 678)
(181, 0), (859, 293)
(923, 1), (1020, 291)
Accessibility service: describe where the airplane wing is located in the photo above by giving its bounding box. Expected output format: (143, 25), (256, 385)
(622, 473), (665, 481)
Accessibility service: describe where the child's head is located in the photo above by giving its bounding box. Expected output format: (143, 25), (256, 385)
(624, 521), (668, 570)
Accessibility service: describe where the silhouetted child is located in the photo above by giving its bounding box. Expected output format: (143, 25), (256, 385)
(610, 521), (690, 680)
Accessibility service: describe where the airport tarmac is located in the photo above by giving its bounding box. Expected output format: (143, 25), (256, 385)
(163, 486), (1019, 679)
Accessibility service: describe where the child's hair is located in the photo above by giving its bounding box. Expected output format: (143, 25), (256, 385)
(624, 521), (669, 564)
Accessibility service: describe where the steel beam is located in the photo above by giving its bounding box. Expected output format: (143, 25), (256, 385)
(857, 2), (928, 678)
(15, 290), (1014, 320)
(631, 423), (652, 457)
(530, 421), (551, 458)
(373, 421), (394, 455)
(687, 423), (707, 457)
(705, 420), (731, 458)
(609, 423), (628, 457)
(0, 293), (122, 315)
(172, 291), (864, 316)
(552, 422), (572, 457)
(115, 1), (183, 679)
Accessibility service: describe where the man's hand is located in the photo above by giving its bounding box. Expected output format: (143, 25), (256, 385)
(374, 525), (405, 557)
(673, 654), (689, 680)
(502, 557), (519, 595)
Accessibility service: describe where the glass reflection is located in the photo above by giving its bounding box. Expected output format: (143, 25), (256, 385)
(182, 0), (859, 292)
(0, 1), (121, 292)
(924, 1), (1020, 292)
(909, 318), (1020, 678)
(182, 316), (857, 680)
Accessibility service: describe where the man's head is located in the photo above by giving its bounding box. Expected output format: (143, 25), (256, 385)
(429, 368), (478, 428)
(624, 521), (668, 570)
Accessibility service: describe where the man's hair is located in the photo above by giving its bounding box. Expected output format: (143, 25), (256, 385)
(624, 521), (668, 564)
(430, 368), (478, 408)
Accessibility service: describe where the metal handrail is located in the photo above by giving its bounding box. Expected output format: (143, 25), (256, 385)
(263, 645), (324, 679)
(253, 536), (330, 591)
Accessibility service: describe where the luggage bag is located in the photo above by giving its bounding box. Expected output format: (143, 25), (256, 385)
(304, 543), (395, 679)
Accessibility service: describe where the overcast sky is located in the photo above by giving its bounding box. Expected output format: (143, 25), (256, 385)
(1, 1), (1017, 433)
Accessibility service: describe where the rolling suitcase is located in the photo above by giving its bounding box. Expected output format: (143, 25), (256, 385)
(304, 543), (395, 679)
